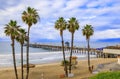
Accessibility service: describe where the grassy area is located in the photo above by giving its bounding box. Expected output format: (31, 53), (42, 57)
(90, 71), (120, 79)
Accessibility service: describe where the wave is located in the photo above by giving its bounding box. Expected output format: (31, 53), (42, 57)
(0, 51), (96, 67)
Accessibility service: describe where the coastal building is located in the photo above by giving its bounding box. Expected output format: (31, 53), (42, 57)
(103, 45), (120, 58)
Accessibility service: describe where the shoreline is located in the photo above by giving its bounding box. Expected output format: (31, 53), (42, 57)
(0, 58), (117, 79)
(0, 58), (96, 70)
(0, 58), (113, 70)
(0, 51), (96, 68)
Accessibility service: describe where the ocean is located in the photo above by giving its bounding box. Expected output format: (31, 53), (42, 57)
(0, 42), (50, 67)
(0, 41), (118, 67)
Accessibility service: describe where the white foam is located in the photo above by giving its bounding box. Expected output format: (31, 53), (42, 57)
(0, 51), (96, 67)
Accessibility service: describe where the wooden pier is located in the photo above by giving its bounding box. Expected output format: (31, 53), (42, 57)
(25, 43), (104, 58)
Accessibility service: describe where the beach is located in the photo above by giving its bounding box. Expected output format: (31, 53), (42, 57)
(0, 58), (117, 79)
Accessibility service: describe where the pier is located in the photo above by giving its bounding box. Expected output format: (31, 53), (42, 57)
(25, 43), (105, 58)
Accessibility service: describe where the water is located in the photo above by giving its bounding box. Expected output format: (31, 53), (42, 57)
(0, 42), (49, 54)
(0, 41), (97, 68)
(0, 42), (50, 67)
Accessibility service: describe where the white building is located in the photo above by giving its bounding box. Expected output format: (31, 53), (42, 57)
(103, 46), (120, 64)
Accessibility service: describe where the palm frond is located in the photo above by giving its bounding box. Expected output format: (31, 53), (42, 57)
(82, 24), (94, 40)
(22, 7), (39, 27)
(67, 17), (79, 33)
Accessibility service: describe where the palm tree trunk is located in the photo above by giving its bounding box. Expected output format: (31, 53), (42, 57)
(69, 33), (74, 73)
(61, 32), (68, 77)
(26, 27), (30, 79)
(87, 39), (90, 71)
(12, 39), (18, 79)
(21, 44), (24, 79)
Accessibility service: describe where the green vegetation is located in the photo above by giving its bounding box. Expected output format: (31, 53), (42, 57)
(4, 20), (27, 79)
(4, 20), (20, 79)
(105, 46), (120, 49)
(55, 17), (68, 76)
(67, 17), (79, 73)
(82, 24), (94, 72)
(61, 60), (69, 66)
(55, 17), (80, 76)
(22, 7), (39, 79)
(16, 28), (27, 79)
(4, 7), (39, 79)
(90, 71), (120, 79)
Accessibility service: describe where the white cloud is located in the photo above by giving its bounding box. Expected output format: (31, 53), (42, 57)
(0, 0), (120, 42)
(64, 0), (87, 10)
(0, 27), (5, 38)
(29, 23), (59, 41)
(93, 29), (120, 40)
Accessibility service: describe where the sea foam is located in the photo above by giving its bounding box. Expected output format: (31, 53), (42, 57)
(0, 51), (96, 67)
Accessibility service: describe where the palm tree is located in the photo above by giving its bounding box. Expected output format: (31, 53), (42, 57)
(22, 6), (39, 79)
(82, 24), (94, 71)
(16, 28), (27, 79)
(67, 17), (79, 73)
(55, 17), (68, 76)
(4, 20), (19, 79)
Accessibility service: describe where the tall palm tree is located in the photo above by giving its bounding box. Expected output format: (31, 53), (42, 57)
(16, 28), (27, 79)
(67, 17), (79, 73)
(4, 20), (19, 79)
(22, 6), (39, 79)
(82, 24), (94, 71)
(55, 17), (68, 76)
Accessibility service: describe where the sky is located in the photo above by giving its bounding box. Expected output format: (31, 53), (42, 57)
(0, 0), (120, 45)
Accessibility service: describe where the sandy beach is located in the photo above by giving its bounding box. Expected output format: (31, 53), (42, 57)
(0, 58), (117, 79)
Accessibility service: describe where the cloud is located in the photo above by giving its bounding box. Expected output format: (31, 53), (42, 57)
(30, 25), (59, 40)
(0, 0), (22, 10)
(0, 0), (120, 42)
(93, 29), (120, 40)
(64, 0), (87, 10)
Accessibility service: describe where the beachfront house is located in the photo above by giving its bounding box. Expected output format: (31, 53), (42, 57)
(103, 45), (120, 58)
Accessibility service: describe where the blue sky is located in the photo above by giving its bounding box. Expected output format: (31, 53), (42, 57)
(0, 0), (120, 44)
